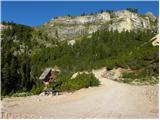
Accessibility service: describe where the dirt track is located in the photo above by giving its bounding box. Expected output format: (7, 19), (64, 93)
(1, 68), (159, 118)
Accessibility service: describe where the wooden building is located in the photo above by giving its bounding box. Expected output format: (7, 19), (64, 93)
(39, 67), (60, 84)
(39, 68), (52, 83)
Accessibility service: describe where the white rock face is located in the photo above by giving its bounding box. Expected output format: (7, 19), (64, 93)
(0, 24), (9, 30)
(145, 12), (157, 22)
(75, 16), (97, 24)
(42, 10), (157, 41)
(109, 10), (151, 32)
(53, 12), (110, 25)
(109, 17), (132, 32)
(150, 34), (159, 46)
(68, 39), (76, 45)
(113, 10), (136, 19)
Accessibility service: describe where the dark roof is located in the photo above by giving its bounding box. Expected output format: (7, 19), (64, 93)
(39, 68), (51, 80)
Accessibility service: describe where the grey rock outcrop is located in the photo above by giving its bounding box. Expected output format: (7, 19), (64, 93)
(38, 10), (158, 41)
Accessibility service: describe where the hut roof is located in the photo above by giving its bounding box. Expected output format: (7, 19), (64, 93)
(39, 68), (51, 80)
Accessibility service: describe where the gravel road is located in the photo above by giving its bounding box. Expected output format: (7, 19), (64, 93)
(1, 68), (159, 118)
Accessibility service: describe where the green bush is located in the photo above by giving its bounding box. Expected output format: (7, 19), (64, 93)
(122, 67), (158, 84)
(31, 81), (44, 94)
(50, 73), (100, 92)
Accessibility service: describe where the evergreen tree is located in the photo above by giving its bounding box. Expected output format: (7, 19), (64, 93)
(2, 63), (10, 95)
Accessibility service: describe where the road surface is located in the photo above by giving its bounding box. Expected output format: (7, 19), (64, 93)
(1, 68), (159, 118)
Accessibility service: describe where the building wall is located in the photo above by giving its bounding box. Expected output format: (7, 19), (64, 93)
(44, 71), (51, 82)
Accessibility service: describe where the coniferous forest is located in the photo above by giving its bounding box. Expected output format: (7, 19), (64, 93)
(1, 22), (159, 96)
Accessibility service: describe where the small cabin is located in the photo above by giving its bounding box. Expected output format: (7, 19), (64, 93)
(39, 68), (52, 83)
(39, 67), (60, 84)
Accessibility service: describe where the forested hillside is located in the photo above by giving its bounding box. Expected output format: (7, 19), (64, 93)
(1, 18), (158, 96)
(1, 22), (33, 95)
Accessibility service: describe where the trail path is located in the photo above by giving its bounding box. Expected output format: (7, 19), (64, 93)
(1, 68), (159, 118)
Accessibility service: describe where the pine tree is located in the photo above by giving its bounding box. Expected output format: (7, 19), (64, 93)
(10, 56), (19, 91)
(2, 63), (10, 95)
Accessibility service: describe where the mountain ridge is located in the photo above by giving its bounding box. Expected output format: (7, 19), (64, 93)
(36, 9), (158, 41)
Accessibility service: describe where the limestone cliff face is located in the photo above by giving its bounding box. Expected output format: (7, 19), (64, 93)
(108, 10), (151, 32)
(38, 10), (158, 41)
(49, 12), (110, 25)
(0, 23), (9, 30)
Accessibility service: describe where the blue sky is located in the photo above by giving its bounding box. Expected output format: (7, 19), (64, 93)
(1, 1), (159, 26)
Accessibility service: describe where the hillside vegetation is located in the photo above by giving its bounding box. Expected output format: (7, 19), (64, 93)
(1, 10), (159, 96)
(49, 73), (100, 92)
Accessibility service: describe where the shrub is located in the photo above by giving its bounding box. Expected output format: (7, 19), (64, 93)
(31, 81), (44, 94)
(50, 73), (100, 92)
(122, 67), (158, 84)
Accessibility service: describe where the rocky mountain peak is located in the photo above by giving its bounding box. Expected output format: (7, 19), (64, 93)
(145, 11), (157, 22)
(38, 9), (158, 41)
